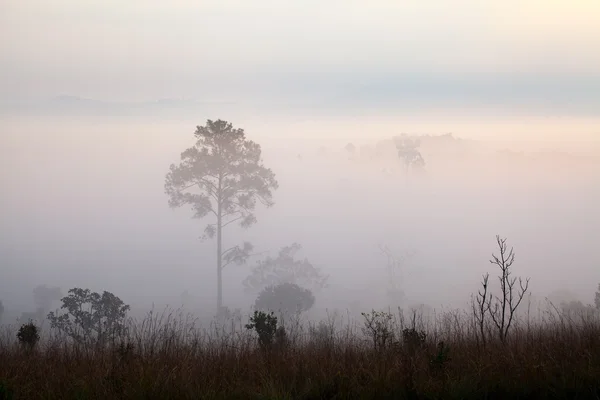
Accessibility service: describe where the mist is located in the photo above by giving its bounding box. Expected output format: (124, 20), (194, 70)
(0, 109), (598, 324)
(1, 0), (600, 326)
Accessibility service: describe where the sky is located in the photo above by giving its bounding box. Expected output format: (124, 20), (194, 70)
(1, 0), (600, 117)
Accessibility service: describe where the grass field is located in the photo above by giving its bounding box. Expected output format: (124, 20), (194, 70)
(1, 305), (599, 400)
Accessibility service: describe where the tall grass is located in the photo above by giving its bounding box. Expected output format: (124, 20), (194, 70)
(1, 305), (599, 399)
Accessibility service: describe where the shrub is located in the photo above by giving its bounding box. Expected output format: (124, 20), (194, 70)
(47, 288), (130, 346)
(361, 310), (395, 350)
(245, 310), (278, 350)
(17, 321), (40, 350)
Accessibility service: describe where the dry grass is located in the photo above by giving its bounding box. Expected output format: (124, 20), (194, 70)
(1, 306), (599, 400)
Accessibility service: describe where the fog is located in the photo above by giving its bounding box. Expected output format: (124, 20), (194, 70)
(1, 0), (600, 325)
(1, 110), (599, 324)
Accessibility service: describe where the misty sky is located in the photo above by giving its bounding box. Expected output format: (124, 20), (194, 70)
(1, 0), (600, 117)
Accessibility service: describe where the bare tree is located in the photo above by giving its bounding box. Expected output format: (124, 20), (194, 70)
(165, 120), (278, 313)
(480, 236), (530, 344)
(472, 273), (490, 347)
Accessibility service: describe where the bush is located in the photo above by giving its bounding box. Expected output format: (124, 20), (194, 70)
(254, 282), (315, 321)
(361, 310), (395, 350)
(47, 288), (130, 346)
(245, 310), (278, 350)
(17, 321), (40, 350)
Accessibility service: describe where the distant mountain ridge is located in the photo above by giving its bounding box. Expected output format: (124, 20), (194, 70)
(0, 95), (237, 117)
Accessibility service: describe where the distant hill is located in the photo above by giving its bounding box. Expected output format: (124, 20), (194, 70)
(0, 96), (237, 117)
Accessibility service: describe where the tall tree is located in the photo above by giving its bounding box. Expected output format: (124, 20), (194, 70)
(165, 120), (278, 313)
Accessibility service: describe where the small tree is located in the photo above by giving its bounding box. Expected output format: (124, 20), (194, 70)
(475, 236), (530, 344)
(361, 310), (395, 351)
(47, 288), (130, 346)
(17, 321), (40, 350)
(245, 310), (278, 350)
(254, 282), (315, 321)
(165, 119), (278, 314)
(243, 243), (328, 294)
(394, 134), (425, 176)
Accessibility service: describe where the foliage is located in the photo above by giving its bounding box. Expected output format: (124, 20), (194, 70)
(17, 321), (40, 350)
(164, 119), (278, 312)
(47, 288), (130, 346)
(245, 310), (278, 350)
(254, 282), (315, 321)
(361, 310), (395, 351)
(243, 243), (328, 293)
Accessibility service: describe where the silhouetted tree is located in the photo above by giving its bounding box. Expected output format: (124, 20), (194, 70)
(595, 283), (600, 310)
(474, 236), (530, 345)
(243, 243), (328, 294)
(394, 134), (425, 175)
(47, 288), (130, 346)
(255, 282), (315, 320)
(165, 120), (278, 313)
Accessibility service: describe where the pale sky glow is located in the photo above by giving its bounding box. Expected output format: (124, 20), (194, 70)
(1, 0), (599, 111)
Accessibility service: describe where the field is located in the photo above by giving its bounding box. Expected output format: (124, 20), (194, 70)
(1, 306), (599, 400)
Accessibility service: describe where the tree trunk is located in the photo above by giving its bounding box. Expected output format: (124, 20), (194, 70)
(216, 182), (223, 315)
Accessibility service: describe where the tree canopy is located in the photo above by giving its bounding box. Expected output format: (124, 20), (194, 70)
(164, 120), (278, 312)
(243, 243), (328, 294)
